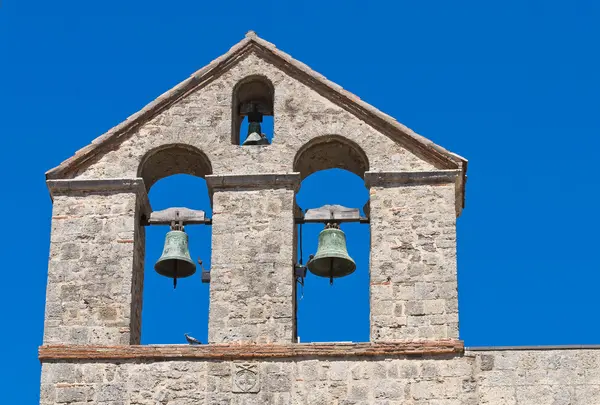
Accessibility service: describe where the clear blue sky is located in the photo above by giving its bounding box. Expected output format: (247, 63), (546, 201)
(1, 0), (600, 402)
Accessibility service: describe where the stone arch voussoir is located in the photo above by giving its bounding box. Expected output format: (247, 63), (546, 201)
(138, 144), (213, 190)
(293, 135), (370, 180)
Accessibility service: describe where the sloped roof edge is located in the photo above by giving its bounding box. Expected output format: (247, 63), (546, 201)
(46, 31), (467, 182)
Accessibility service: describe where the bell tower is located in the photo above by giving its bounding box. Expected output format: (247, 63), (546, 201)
(39, 32), (485, 405)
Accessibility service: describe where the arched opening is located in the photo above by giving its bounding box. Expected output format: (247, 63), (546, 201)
(293, 135), (369, 180)
(293, 136), (370, 342)
(137, 145), (212, 344)
(232, 75), (275, 145)
(139, 144), (212, 191)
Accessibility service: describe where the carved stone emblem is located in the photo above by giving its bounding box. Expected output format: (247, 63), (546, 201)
(232, 363), (259, 393)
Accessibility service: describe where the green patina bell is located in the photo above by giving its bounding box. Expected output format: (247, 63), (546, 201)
(242, 110), (269, 145)
(155, 229), (196, 288)
(242, 122), (268, 145)
(307, 223), (356, 282)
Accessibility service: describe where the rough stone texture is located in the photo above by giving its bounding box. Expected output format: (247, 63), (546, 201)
(44, 191), (145, 345)
(369, 183), (458, 341)
(39, 349), (600, 404)
(470, 349), (600, 405)
(40, 355), (478, 405)
(44, 34), (600, 405)
(67, 52), (437, 183)
(209, 187), (296, 343)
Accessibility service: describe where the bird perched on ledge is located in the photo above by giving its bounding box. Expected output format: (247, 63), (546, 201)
(184, 333), (202, 345)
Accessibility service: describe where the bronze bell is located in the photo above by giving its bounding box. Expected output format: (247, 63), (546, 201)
(242, 121), (268, 145)
(241, 104), (269, 145)
(307, 223), (356, 283)
(155, 227), (196, 288)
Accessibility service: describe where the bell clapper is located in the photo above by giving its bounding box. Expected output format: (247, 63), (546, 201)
(172, 220), (182, 289)
(329, 259), (334, 286)
(173, 260), (178, 289)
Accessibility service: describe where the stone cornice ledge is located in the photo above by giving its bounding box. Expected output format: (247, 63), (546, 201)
(47, 178), (146, 197)
(364, 170), (461, 188)
(46, 178), (150, 212)
(39, 340), (464, 362)
(206, 173), (301, 192)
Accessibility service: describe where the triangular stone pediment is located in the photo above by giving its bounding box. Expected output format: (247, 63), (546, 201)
(46, 31), (466, 181)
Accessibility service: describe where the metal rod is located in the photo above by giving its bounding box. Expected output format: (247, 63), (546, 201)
(142, 218), (213, 227)
(299, 222), (304, 265)
(329, 259), (334, 286)
(173, 261), (178, 289)
(294, 217), (369, 225)
(145, 216), (368, 226)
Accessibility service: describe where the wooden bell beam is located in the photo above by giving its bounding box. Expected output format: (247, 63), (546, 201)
(143, 205), (369, 226)
(295, 204), (369, 224)
(142, 207), (212, 226)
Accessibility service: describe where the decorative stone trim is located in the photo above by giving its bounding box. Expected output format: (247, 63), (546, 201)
(47, 178), (146, 196)
(365, 170), (462, 188)
(39, 340), (464, 362)
(46, 178), (150, 213)
(365, 170), (465, 216)
(364, 170), (461, 188)
(232, 363), (260, 393)
(206, 173), (301, 192)
(45, 33), (466, 181)
(466, 345), (600, 351)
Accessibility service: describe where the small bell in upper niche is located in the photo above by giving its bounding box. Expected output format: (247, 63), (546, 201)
(241, 103), (269, 145)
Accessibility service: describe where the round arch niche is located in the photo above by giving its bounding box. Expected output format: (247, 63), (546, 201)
(293, 135), (371, 343)
(136, 144), (213, 345)
(231, 75), (275, 145)
(293, 135), (369, 180)
(138, 144), (213, 190)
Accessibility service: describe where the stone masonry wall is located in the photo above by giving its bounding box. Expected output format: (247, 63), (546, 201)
(39, 349), (600, 404)
(40, 354), (477, 405)
(44, 191), (142, 345)
(208, 186), (296, 343)
(369, 183), (459, 341)
(41, 38), (600, 405)
(471, 349), (600, 404)
(68, 52), (437, 183)
(46, 48), (462, 346)
(41, 39), (475, 405)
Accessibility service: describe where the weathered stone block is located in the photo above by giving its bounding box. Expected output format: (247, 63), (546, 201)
(370, 184), (458, 341)
(208, 186), (296, 343)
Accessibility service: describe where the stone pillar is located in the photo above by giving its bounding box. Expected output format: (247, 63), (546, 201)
(206, 173), (299, 343)
(44, 179), (148, 345)
(365, 171), (460, 341)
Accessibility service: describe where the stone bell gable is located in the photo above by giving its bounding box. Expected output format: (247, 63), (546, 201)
(44, 30), (468, 346)
(46, 32), (466, 203)
(41, 33), (600, 405)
